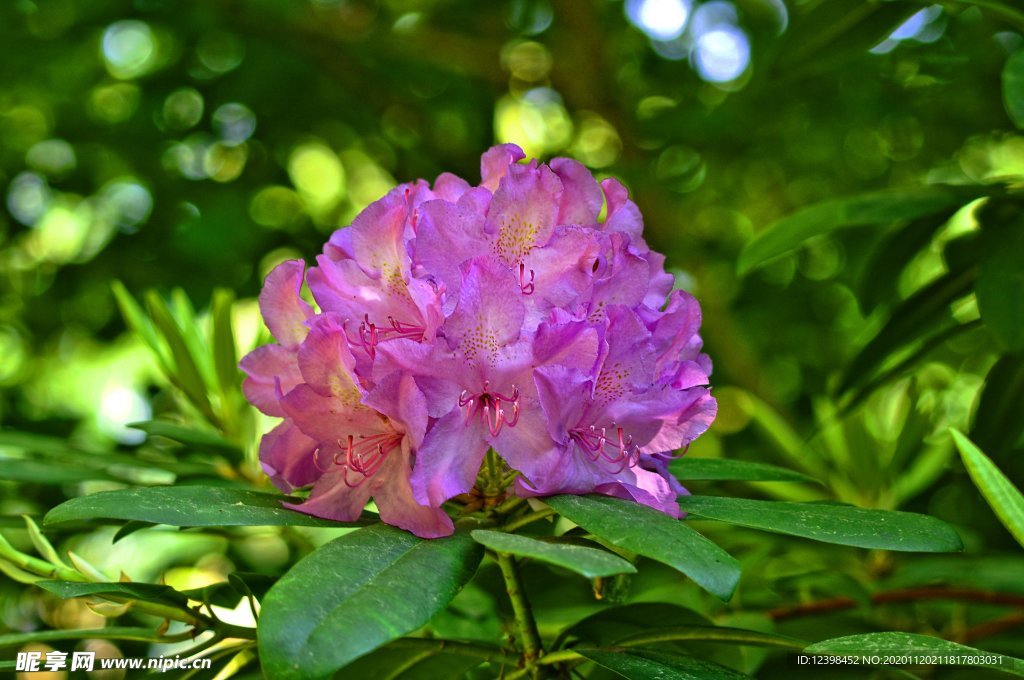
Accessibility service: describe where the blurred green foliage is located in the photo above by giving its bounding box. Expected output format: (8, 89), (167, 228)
(2, 0), (1024, 678)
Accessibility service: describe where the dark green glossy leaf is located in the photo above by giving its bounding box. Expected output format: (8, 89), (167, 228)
(471, 529), (635, 578)
(36, 580), (190, 608)
(806, 633), (1024, 676)
(977, 220), (1024, 350)
(543, 495), (740, 601)
(129, 420), (241, 454)
(579, 647), (751, 680)
(44, 486), (368, 528)
(839, 265), (976, 394)
(953, 429), (1024, 549)
(1005, 48), (1024, 129)
(680, 496), (963, 552)
(970, 354), (1024, 456)
(738, 187), (976, 275)
(670, 458), (818, 484)
(258, 524), (482, 680)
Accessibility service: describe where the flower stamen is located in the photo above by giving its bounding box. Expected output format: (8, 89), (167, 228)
(519, 263), (535, 295)
(459, 381), (521, 436)
(570, 424), (639, 473)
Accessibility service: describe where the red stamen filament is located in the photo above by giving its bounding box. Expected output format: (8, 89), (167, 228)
(458, 380), (521, 436)
(570, 424), (639, 473)
(353, 314), (426, 358)
(312, 432), (403, 487)
(519, 263), (535, 295)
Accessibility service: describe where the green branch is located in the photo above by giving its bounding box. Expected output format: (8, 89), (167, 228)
(495, 551), (543, 677)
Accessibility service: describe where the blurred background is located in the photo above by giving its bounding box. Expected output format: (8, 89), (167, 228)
(1, 0), (1023, 676)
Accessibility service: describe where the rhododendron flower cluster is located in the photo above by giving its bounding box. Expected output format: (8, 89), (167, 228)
(240, 144), (716, 538)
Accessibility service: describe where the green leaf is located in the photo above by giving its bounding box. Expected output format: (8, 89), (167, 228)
(1004, 48), (1024, 129)
(543, 495), (741, 601)
(670, 458), (819, 484)
(610, 625), (805, 650)
(977, 220), (1024, 351)
(556, 603), (711, 649)
(680, 495), (963, 552)
(839, 265), (976, 394)
(471, 529), (636, 578)
(44, 486), (369, 528)
(578, 647), (751, 680)
(338, 640), (505, 680)
(0, 627), (179, 648)
(806, 632), (1024, 677)
(738, 187), (975, 275)
(129, 420), (241, 455)
(0, 458), (115, 484)
(952, 429), (1024, 549)
(258, 524), (482, 680)
(211, 288), (241, 398)
(36, 580), (191, 608)
(111, 280), (170, 371)
(970, 354), (1024, 456)
(144, 291), (217, 424)
(856, 211), (955, 314)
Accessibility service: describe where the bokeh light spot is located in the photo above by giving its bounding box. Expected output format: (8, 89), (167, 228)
(101, 20), (158, 79)
(694, 26), (750, 83)
(288, 143), (346, 212)
(163, 88), (204, 130)
(626, 0), (691, 41)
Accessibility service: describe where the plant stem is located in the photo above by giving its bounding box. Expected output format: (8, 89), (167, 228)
(495, 552), (543, 676)
(389, 638), (519, 665)
(503, 508), (554, 533)
(768, 586), (1024, 621)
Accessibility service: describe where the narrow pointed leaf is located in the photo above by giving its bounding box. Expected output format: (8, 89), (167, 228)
(0, 627), (182, 648)
(471, 529), (636, 578)
(977, 219), (1024, 350)
(738, 187), (976, 275)
(839, 265), (976, 394)
(37, 580), (191, 608)
(952, 429), (1024, 549)
(680, 496), (962, 552)
(579, 647), (751, 680)
(970, 354), (1024, 456)
(44, 486), (371, 528)
(144, 291), (216, 422)
(258, 524), (482, 679)
(1005, 48), (1024, 129)
(670, 458), (818, 484)
(211, 288), (241, 398)
(111, 281), (169, 370)
(543, 495), (740, 601)
(129, 420), (241, 454)
(0, 459), (115, 484)
(806, 632), (1024, 677)
(610, 625), (805, 650)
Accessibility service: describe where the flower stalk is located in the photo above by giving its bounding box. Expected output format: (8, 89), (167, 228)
(495, 551), (544, 677)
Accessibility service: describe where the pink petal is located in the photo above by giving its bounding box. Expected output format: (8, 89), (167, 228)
(480, 143), (525, 191)
(240, 344), (303, 417)
(259, 260), (314, 349)
(550, 157), (603, 225)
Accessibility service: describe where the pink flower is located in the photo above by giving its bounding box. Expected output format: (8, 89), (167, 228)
(241, 144), (716, 537)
